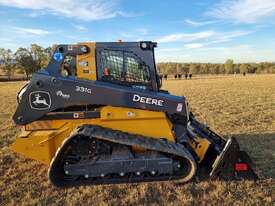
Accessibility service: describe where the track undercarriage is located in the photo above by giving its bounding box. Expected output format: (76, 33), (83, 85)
(48, 122), (257, 187)
(49, 125), (196, 187)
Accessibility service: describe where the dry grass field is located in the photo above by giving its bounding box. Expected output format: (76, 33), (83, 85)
(0, 75), (274, 206)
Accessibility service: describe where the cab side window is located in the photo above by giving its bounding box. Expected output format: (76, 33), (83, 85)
(100, 50), (124, 81)
(98, 49), (151, 89)
(124, 55), (151, 84)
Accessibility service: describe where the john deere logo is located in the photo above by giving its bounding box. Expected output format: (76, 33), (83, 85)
(29, 91), (51, 110)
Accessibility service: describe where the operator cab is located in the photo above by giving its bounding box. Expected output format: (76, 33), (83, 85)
(48, 41), (162, 92)
(97, 47), (151, 90)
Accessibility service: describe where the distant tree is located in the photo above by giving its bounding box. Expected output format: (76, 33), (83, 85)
(176, 63), (182, 74)
(157, 61), (275, 75)
(31, 44), (49, 69)
(224, 59), (234, 74)
(249, 63), (258, 73)
(189, 63), (198, 74)
(182, 64), (189, 74)
(15, 48), (35, 79)
(256, 63), (264, 73)
(0, 48), (15, 80)
(213, 64), (221, 74)
(15, 44), (50, 79)
(218, 64), (225, 74)
(157, 63), (164, 75)
(201, 64), (210, 74)
(166, 63), (175, 74)
(239, 64), (248, 74)
(234, 64), (240, 74)
(44, 46), (53, 58)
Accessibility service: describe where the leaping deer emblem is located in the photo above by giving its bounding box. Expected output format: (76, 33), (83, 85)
(32, 94), (49, 107)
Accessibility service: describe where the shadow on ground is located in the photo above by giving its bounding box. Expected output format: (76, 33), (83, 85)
(225, 133), (275, 179)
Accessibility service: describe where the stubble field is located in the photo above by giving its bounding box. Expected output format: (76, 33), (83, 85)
(0, 75), (274, 205)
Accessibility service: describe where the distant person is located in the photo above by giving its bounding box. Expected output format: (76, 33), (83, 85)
(178, 74), (182, 79)
(164, 74), (168, 80)
(174, 74), (177, 79)
(243, 72), (246, 76)
(189, 73), (192, 79)
(185, 73), (188, 79)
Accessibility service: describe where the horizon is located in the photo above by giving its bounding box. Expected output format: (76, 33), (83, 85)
(0, 0), (275, 63)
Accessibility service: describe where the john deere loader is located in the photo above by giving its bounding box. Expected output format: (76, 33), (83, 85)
(12, 41), (257, 187)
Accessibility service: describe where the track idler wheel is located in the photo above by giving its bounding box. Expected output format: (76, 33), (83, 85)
(173, 156), (197, 184)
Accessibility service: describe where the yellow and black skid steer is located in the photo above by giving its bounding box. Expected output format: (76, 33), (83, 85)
(12, 41), (257, 187)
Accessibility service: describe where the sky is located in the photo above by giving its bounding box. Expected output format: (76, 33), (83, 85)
(0, 0), (275, 63)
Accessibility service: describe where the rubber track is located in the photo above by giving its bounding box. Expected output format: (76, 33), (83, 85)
(79, 125), (194, 160)
(49, 125), (196, 187)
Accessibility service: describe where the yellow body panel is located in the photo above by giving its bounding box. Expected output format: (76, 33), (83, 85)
(10, 125), (71, 164)
(25, 120), (66, 130)
(189, 138), (210, 163)
(76, 42), (97, 80)
(11, 106), (175, 165)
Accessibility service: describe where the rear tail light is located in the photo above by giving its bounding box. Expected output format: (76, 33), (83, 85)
(235, 163), (248, 171)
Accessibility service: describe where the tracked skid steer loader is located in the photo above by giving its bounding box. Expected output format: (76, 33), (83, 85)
(12, 41), (257, 187)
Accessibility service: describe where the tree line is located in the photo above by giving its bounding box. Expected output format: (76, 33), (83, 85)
(157, 59), (275, 75)
(0, 44), (53, 80)
(1, 44), (275, 80)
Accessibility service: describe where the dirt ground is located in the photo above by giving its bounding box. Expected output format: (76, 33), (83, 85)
(0, 75), (274, 206)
